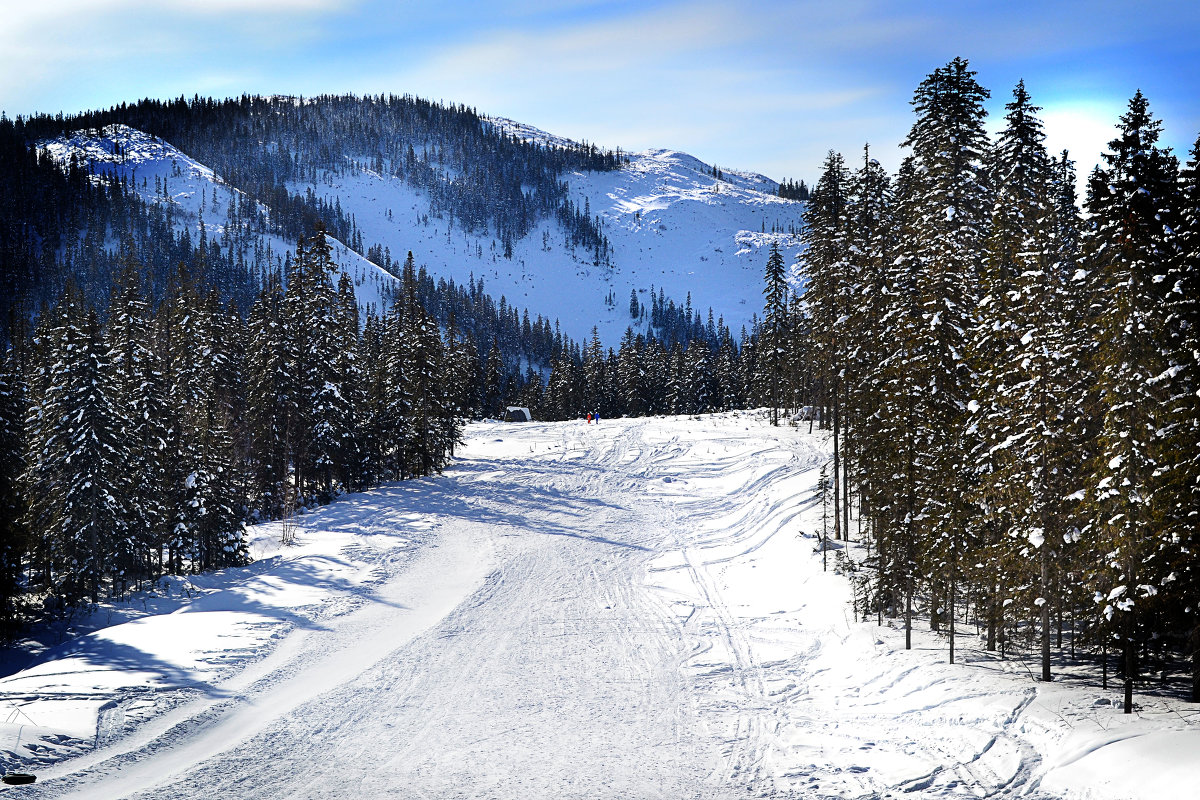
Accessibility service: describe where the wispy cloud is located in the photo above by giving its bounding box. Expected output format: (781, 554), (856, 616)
(0, 0), (347, 115)
(2, 0), (1196, 185)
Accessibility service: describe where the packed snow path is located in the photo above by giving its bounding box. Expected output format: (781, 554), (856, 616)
(6, 415), (1197, 799)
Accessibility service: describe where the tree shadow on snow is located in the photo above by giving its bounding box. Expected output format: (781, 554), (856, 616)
(308, 457), (653, 554)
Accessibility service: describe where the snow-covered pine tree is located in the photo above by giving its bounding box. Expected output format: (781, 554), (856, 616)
(106, 262), (171, 592)
(245, 272), (290, 517)
(381, 260), (416, 478)
(712, 329), (739, 414)
(844, 143), (892, 546)
(162, 263), (247, 572)
(617, 328), (646, 417)
(761, 239), (792, 426)
(25, 285), (127, 604)
(407, 304), (450, 475)
(867, 155), (930, 649)
(1046, 149), (1099, 660)
(684, 341), (715, 414)
(642, 337), (669, 414)
(899, 57), (991, 661)
(333, 272), (367, 488)
(1162, 132), (1200, 701)
(969, 81), (1082, 680)
(583, 327), (608, 416)
(842, 145), (897, 614)
(437, 307), (467, 461)
(664, 342), (686, 415)
(800, 151), (851, 534)
(1085, 91), (1181, 713)
(0, 349), (27, 635)
(544, 352), (581, 420)
(483, 337), (505, 418)
(281, 235), (314, 494)
(301, 226), (354, 500)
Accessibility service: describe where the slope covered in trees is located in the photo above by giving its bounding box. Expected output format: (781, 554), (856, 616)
(786, 58), (1200, 711)
(0, 226), (466, 618)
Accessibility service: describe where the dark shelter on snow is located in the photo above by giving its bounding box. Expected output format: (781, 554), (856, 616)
(504, 406), (532, 422)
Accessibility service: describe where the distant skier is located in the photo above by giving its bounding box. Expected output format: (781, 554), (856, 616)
(593, 411), (600, 424)
(587, 412), (593, 424)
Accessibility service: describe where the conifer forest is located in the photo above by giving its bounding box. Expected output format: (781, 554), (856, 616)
(784, 58), (1200, 712)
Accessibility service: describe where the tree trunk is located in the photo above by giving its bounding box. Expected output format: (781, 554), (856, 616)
(832, 379), (841, 541)
(1124, 624), (1135, 714)
(1102, 638), (1108, 690)
(842, 381), (851, 540)
(905, 576), (913, 650)
(1041, 544), (1052, 682)
(930, 583), (941, 632)
(949, 575), (956, 664)
(986, 592), (997, 652)
(1191, 624), (1200, 703)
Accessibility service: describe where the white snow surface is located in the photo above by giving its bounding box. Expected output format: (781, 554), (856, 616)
(1, 414), (1196, 798)
(37, 124), (398, 317)
(310, 118), (804, 342)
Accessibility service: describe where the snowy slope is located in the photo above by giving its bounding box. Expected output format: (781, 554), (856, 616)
(288, 118), (804, 343)
(1, 415), (1196, 799)
(38, 120), (802, 344)
(37, 125), (398, 316)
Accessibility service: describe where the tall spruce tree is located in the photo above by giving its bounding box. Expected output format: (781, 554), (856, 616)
(801, 151), (851, 535)
(1085, 91), (1181, 713)
(25, 286), (127, 604)
(245, 272), (290, 517)
(1171, 134), (1200, 700)
(970, 82), (1082, 680)
(761, 240), (791, 426)
(0, 350), (26, 635)
(899, 57), (990, 660)
(106, 262), (171, 590)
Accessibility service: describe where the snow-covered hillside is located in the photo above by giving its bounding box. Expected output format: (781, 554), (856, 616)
(1, 415), (1195, 799)
(299, 118), (804, 343)
(38, 125), (398, 316)
(38, 120), (803, 344)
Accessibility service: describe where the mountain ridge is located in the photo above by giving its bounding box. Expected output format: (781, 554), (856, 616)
(26, 96), (805, 346)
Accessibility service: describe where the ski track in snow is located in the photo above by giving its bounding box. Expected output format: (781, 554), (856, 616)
(3, 414), (1197, 799)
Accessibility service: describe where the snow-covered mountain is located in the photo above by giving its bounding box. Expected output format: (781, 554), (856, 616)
(39, 119), (804, 344)
(38, 124), (399, 316)
(298, 118), (804, 343)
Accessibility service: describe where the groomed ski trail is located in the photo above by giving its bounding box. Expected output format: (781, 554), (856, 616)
(6, 414), (1147, 799)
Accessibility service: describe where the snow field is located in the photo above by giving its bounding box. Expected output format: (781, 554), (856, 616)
(0, 413), (1196, 798)
(288, 124), (806, 344)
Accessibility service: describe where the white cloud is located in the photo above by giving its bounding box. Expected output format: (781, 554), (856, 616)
(0, 0), (347, 115)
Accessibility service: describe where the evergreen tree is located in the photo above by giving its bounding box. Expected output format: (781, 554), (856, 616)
(761, 240), (791, 426)
(899, 57), (991, 660)
(106, 262), (171, 590)
(842, 145), (894, 567)
(969, 82), (1082, 680)
(162, 262), (247, 572)
(302, 227), (355, 499)
(24, 286), (127, 604)
(617, 329), (646, 417)
(1085, 91), (1181, 713)
(245, 272), (290, 517)
(1169, 134), (1200, 700)
(800, 151), (851, 534)
(0, 350), (27, 635)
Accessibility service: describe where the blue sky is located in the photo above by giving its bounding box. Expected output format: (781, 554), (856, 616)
(3, 0), (1198, 185)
